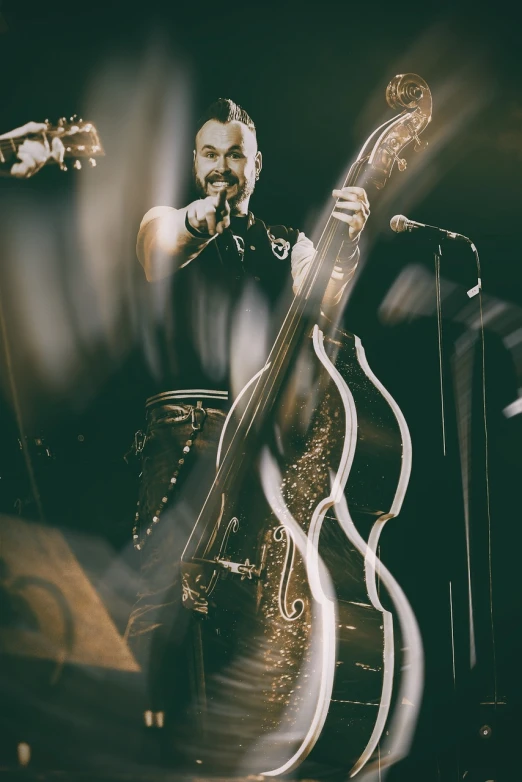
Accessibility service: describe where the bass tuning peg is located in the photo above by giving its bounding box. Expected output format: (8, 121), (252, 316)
(414, 135), (428, 151)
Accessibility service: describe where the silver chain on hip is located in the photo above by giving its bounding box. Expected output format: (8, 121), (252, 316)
(132, 402), (207, 551)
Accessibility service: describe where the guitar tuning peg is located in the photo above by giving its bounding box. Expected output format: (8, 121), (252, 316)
(74, 160), (82, 170)
(88, 158), (97, 167)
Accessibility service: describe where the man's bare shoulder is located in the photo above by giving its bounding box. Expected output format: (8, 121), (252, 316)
(139, 205), (179, 230)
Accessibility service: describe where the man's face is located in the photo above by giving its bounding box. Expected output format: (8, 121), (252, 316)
(193, 119), (262, 212)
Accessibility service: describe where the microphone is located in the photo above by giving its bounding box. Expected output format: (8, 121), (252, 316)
(390, 214), (470, 243)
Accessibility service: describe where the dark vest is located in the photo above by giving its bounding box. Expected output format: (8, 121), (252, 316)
(147, 213), (300, 404)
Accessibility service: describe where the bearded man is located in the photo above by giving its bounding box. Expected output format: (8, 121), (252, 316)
(126, 97), (369, 747)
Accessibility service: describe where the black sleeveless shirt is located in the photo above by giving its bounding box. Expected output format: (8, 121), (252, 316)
(145, 213), (300, 406)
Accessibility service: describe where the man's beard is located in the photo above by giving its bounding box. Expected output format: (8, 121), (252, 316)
(193, 166), (256, 212)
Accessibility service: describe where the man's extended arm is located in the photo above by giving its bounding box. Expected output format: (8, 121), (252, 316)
(138, 208), (358, 305)
(137, 189), (230, 281)
(137, 206), (214, 281)
(137, 186), (367, 302)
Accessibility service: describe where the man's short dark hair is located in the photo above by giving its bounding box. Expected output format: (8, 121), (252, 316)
(195, 98), (256, 139)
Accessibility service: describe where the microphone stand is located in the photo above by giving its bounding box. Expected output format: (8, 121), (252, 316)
(431, 232), (480, 458)
(433, 240), (447, 456)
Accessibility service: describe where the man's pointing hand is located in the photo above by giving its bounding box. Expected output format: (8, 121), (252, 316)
(187, 187), (231, 237)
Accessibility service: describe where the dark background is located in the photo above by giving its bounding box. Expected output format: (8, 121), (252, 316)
(0, 1), (520, 780)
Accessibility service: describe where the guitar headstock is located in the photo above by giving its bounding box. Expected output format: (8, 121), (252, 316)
(50, 115), (104, 170)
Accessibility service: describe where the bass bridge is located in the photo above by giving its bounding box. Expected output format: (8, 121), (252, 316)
(182, 545), (268, 615)
(216, 544), (267, 581)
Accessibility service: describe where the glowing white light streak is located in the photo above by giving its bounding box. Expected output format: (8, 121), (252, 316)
(333, 495), (423, 781)
(17, 743), (31, 767)
(259, 447), (337, 777)
(353, 336), (412, 515)
(216, 364), (270, 469)
(503, 328), (522, 349)
(453, 333), (477, 668)
(503, 395), (522, 418)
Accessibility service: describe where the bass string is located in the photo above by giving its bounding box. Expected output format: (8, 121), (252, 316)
(264, 211), (342, 370)
(212, 159), (363, 475)
(235, 215), (340, 436)
(205, 216), (341, 499)
(189, 214), (342, 555)
(194, 150), (375, 550)
(286, 152), (361, 310)
(244, 207), (341, 416)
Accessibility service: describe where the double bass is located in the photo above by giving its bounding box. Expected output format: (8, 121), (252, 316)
(178, 74), (432, 778)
